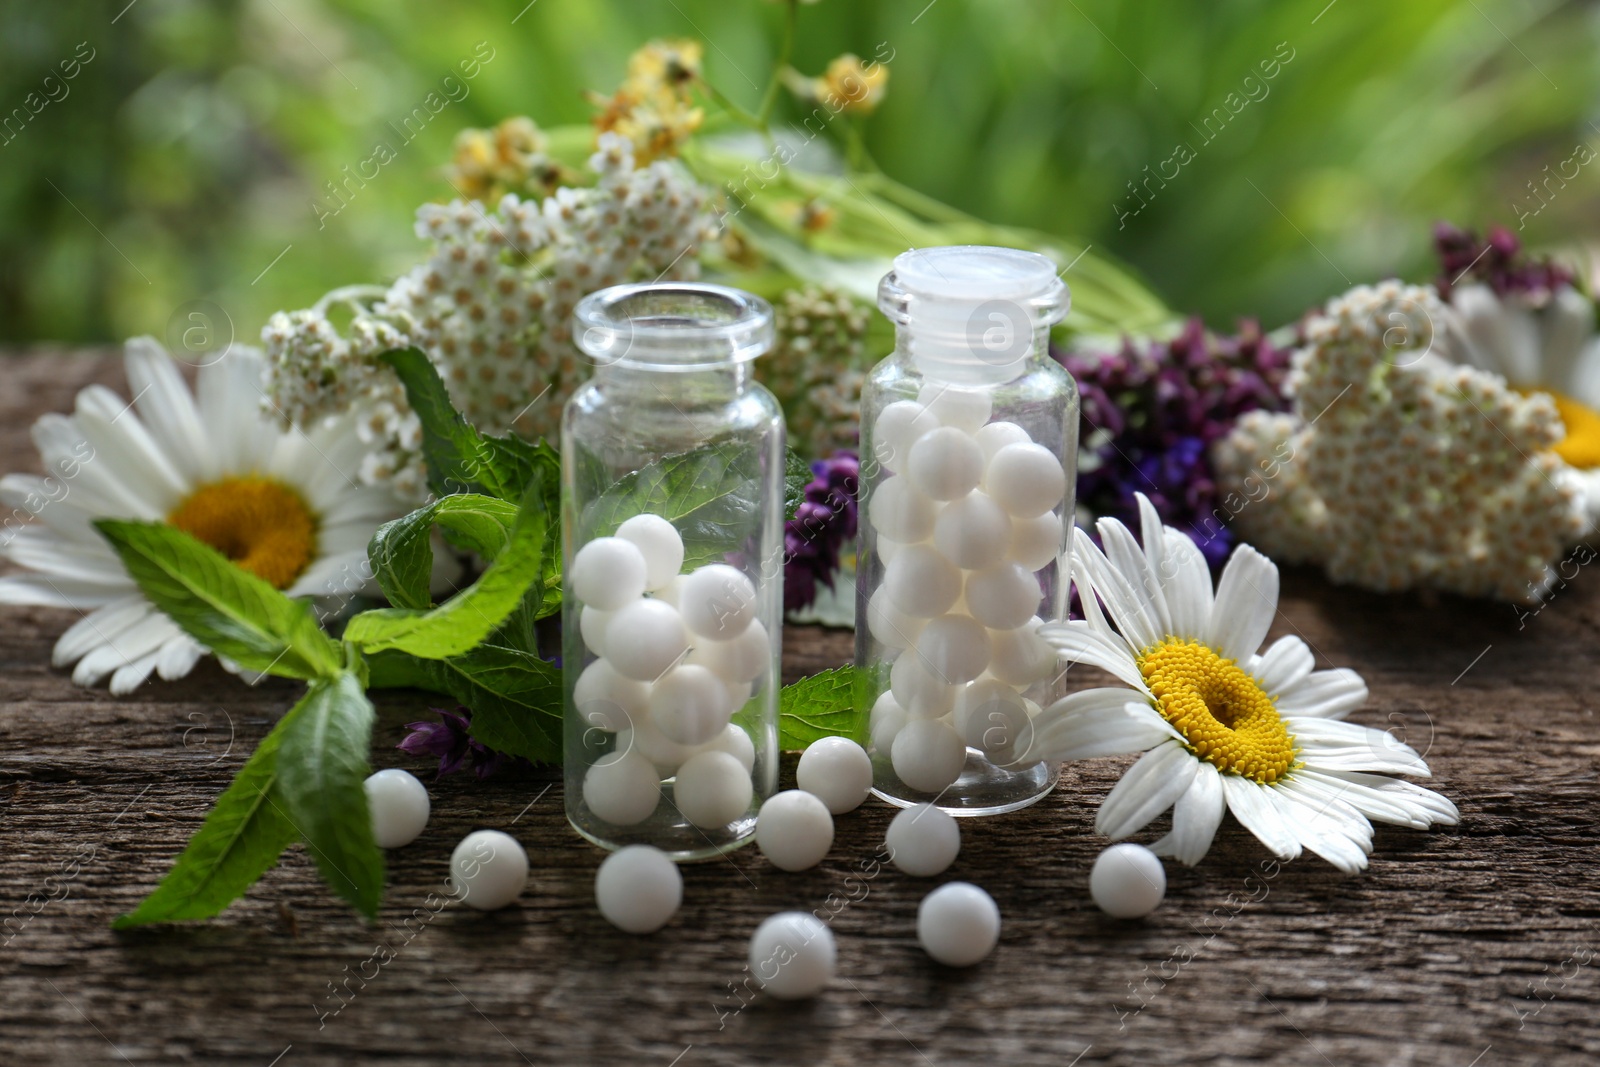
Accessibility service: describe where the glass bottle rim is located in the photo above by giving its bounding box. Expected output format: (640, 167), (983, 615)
(573, 283), (774, 370)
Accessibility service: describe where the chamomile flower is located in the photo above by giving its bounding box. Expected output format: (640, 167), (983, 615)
(1030, 495), (1458, 872)
(0, 339), (406, 694)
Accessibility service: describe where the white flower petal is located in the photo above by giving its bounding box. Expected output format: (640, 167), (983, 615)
(75, 385), (190, 507)
(1036, 620), (1146, 689)
(1208, 542), (1279, 662)
(110, 651), (162, 696)
(50, 596), (155, 667)
(1026, 691), (1178, 762)
(155, 633), (205, 681)
(1273, 788), (1371, 873)
(5, 531), (126, 583)
(1096, 740), (1198, 839)
(1151, 760), (1225, 866)
(0, 475), (114, 547)
(1275, 667), (1367, 720)
(1220, 774), (1302, 861)
(1251, 635), (1315, 695)
(1304, 769), (1459, 826)
(1074, 526), (1161, 652)
(32, 414), (162, 520)
(1282, 769), (1427, 829)
(0, 574), (126, 609)
(126, 336), (211, 484)
(1098, 516), (1171, 643)
(1297, 739), (1431, 778)
(1069, 543), (1114, 640)
(1160, 525), (1213, 640)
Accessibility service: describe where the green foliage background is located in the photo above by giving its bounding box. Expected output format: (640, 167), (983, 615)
(2, 0), (1597, 345)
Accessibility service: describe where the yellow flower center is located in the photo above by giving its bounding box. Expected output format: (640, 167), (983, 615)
(167, 476), (318, 590)
(1136, 638), (1296, 785)
(1543, 389), (1600, 469)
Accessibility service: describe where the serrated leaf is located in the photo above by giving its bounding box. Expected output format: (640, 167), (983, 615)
(94, 520), (342, 681)
(368, 494), (519, 612)
(785, 448), (813, 519)
(350, 480), (547, 659)
(779, 666), (866, 750)
(276, 672), (384, 920)
(579, 445), (767, 569)
(367, 643), (563, 764)
(380, 347), (561, 505)
(112, 707), (300, 927)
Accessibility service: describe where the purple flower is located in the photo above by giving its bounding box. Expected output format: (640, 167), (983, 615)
(1434, 222), (1572, 304)
(1057, 318), (1291, 569)
(783, 450), (860, 613)
(398, 705), (529, 780)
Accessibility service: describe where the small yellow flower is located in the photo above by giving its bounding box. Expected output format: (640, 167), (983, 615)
(625, 38), (703, 94)
(592, 39), (706, 164)
(814, 53), (888, 115)
(447, 116), (564, 201)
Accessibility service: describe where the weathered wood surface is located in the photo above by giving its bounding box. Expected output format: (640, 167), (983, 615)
(1, 352), (1597, 1066)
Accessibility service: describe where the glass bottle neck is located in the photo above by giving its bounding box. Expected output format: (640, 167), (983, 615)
(592, 360), (753, 399)
(892, 323), (1053, 386)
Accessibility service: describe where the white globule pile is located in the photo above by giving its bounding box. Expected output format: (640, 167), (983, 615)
(866, 384), (1064, 794)
(572, 513), (767, 829)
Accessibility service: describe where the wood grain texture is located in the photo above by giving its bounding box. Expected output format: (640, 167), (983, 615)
(1, 352), (1597, 1066)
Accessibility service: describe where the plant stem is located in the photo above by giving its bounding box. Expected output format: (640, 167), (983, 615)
(756, 0), (799, 129)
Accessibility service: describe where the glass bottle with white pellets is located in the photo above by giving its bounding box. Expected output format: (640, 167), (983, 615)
(563, 283), (785, 859)
(855, 245), (1078, 814)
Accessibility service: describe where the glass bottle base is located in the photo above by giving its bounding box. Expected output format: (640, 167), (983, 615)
(567, 804), (758, 862)
(871, 750), (1059, 816)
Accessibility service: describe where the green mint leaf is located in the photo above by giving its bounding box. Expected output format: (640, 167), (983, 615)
(276, 672), (384, 920)
(368, 643), (562, 764)
(94, 520), (342, 681)
(785, 448), (813, 519)
(579, 445), (767, 569)
(112, 704), (301, 927)
(347, 476), (549, 659)
(779, 666), (865, 750)
(368, 494), (519, 612)
(379, 347), (561, 505)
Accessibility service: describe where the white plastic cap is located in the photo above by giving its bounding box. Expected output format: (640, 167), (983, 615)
(878, 246), (1069, 383)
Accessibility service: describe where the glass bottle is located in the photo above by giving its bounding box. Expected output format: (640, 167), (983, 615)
(855, 246), (1077, 814)
(563, 283), (785, 859)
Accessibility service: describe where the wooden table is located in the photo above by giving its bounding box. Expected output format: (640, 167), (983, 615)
(1, 352), (1595, 1066)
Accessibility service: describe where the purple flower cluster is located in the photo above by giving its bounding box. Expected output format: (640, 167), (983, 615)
(784, 451), (860, 612)
(1057, 319), (1291, 568)
(398, 705), (530, 780)
(1434, 222), (1572, 303)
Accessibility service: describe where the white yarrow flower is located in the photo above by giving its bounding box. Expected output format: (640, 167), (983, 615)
(0, 339), (407, 694)
(1030, 495), (1458, 872)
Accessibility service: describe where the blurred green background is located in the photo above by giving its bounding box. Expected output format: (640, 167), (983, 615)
(2, 0), (1597, 345)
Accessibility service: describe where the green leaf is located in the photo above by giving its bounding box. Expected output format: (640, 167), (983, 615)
(785, 449), (813, 519)
(276, 672), (384, 920)
(94, 520), (342, 681)
(368, 494), (520, 612)
(579, 445), (767, 569)
(113, 718), (299, 928)
(367, 643), (563, 764)
(348, 475), (550, 659)
(380, 347), (560, 504)
(779, 666), (865, 750)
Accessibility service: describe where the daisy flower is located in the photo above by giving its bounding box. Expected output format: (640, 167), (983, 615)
(1030, 495), (1458, 872)
(0, 338), (406, 694)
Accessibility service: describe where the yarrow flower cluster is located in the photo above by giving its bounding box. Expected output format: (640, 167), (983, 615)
(262, 131), (713, 498)
(1433, 224), (1600, 516)
(1214, 280), (1586, 601)
(1057, 318), (1290, 568)
(784, 451), (859, 613)
(763, 285), (873, 458)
